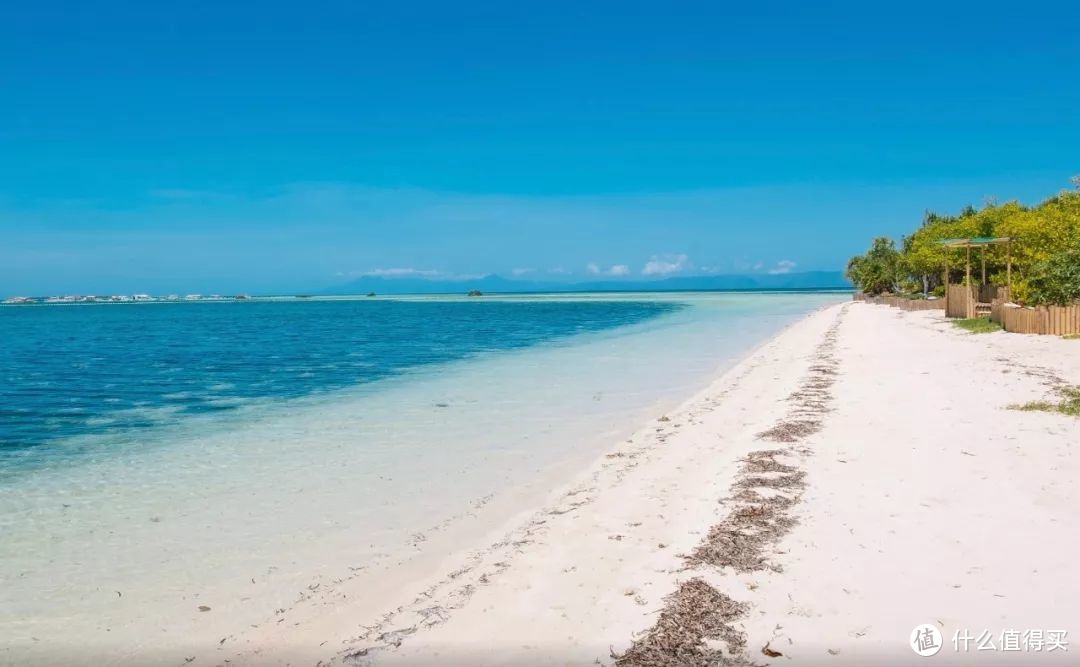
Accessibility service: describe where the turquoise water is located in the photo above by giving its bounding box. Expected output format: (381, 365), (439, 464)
(0, 299), (677, 468)
(0, 292), (845, 663)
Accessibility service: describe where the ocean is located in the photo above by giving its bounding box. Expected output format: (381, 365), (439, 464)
(0, 291), (845, 661)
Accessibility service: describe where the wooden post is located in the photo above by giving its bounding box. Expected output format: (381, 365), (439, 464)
(965, 244), (972, 318)
(1007, 239), (1013, 300)
(944, 255), (950, 315)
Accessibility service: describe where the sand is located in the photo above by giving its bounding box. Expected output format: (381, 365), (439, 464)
(295, 301), (1079, 666)
(67, 300), (1080, 665)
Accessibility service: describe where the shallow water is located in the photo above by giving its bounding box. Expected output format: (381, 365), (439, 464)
(0, 292), (845, 660)
(0, 298), (676, 466)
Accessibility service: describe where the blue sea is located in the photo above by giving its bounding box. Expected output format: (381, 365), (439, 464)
(0, 292), (845, 661)
(0, 298), (677, 466)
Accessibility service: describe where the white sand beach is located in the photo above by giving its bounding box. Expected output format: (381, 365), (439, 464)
(193, 301), (1079, 665)
(8, 3), (1079, 664)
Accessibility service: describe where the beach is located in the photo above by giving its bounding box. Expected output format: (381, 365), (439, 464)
(233, 300), (1079, 666)
(0, 294), (841, 665)
(5, 298), (1078, 665)
(8, 2), (1078, 664)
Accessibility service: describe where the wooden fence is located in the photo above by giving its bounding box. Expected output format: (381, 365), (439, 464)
(888, 296), (945, 311)
(945, 285), (976, 319)
(945, 285), (1009, 319)
(853, 293), (944, 311)
(857, 290), (1080, 336)
(990, 299), (1005, 324)
(992, 301), (1080, 335)
(979, 284), (1006, 304)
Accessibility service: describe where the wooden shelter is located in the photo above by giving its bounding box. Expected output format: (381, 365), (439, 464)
(939, 237), (1014, 319)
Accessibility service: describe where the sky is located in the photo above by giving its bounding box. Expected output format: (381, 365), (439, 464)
(2, 0), (1078, 295)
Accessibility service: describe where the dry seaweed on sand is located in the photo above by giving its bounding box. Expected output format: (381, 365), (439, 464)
(738, 450), (799, 475)
(613, 578), (756, 667)
(622, 308), (849, 666)
(684, 492), (801, 573)
(756, 419), (821, 442)
(734, 471), (806, 491)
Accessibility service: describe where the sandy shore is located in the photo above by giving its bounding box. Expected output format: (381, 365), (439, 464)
(207, 302), (1079, 664)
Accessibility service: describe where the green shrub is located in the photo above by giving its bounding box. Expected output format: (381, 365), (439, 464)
(1027, 249), (1080, 306)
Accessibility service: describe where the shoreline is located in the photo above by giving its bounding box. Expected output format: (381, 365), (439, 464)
(2, 295), (842, 666)
(311, 301), (1077, 665)
(209, 301), (850, 665)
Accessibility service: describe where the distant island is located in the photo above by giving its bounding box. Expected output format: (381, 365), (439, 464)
(3, 272), (852, 304)
(322, 270), (851, 296)
(2, 294), (251, 305)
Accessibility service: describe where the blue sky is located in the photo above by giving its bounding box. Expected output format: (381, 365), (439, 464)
(2, 1), (1078, 294)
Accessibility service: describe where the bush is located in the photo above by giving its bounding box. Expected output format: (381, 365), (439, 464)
(1027, 249), (1080, 306)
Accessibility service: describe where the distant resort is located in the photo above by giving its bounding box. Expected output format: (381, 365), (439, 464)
(2, 293), (251, 305)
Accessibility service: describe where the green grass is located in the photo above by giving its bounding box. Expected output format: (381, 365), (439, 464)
(1060, 387), (1080, 416)
(952, 317), (1003, 334)
(1063, 333), (1080, 340)
(1010, 386), (1080, 417)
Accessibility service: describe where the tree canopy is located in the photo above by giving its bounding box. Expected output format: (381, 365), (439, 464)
(847, 181), (1080, 306)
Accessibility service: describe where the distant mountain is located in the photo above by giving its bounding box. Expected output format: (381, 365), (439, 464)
(323, 271), (851, 296)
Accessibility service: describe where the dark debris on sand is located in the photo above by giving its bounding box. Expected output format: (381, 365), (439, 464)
(616, 306), (848, 666)
(684, 452), (805, 574)
(613, 578), (758, 667)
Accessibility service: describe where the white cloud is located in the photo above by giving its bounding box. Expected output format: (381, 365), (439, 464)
(360, 268), (441, 278)
(642, 253), (692, 276)
(767, 260), (797, 275)
(587, 262), (632, 277)
(511, 267), (535, 276)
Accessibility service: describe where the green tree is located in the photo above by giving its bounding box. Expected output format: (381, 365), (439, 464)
(1028, 248), (1080, 306)
(847, 237), (902, 295)
(851, 181), (1080, 307)
(996, 191), (1080, 303)
(901, 211), (972, 296)
(898, 206), (996, 295)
